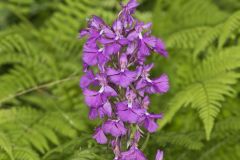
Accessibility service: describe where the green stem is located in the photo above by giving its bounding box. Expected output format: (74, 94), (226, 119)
(141, 133), (150, 151)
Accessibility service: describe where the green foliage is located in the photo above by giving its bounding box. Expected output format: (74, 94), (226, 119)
(0, 0), (239, 159)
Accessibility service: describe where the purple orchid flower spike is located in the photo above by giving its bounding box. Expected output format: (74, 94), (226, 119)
(79, 0), (169, 159)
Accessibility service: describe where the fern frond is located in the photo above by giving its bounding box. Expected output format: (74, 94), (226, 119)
(0, 34), (48, 66)
(157, 132), (204, 150)
(160, 47), (240, 140)
(0, 107), (81, 154)
(13, 148), (39, 160)
(0, 132), (14, 160)
(42, 0), (115, 41)
(166, 27), (210, 49)
(70, 150), (101, 160)
(0, 0), (34, 14)
(153, 0), (228, 37)
(191, 47), (240, 139)
(0, 24), (32, 38)
(193, 24), (223, 58)
(159, 90), (193, 129)
(196, 135), (240, 160)
(215, 117), (240, 132)
(219, 10), (240, 48)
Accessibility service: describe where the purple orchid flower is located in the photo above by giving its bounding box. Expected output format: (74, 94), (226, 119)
(100, 20), (129, 55)
(138, 112), (163, 133)
(83, 44), (109, 66)
(116, 89), (145, 123)
(79, 16), (108, 45)
(127, 22), (152, 41)
(89, 100), (112, 119)
(103, 120), (127, 137)
(155, 150), (164, 160)
(93, 127), (108, 144)
(141, 96), (150, 109)
(136, 64), (169, 95)
(83, 74), (117, 107)
(79, 0), (169, 159)
(83, 84), (117, 107)
(80, 70), (98, 89)
(136, 73), (169, 95)
(116, 101), (145, 123)
(107, 54), (137, 88)
(127, 22), (168, 58)
(138, 34), (168, 59)
(121, 146), (147, 160)
(119, 0), (139, 27)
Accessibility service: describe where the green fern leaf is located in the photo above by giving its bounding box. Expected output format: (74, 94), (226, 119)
(160, 47), (240, 140)
(158, 89), (193, 129)
(166, 27), (210, 49)
(193, 24), (223, 58)
(157, 132), (204, 150)
(13, 148), (39, 160)
(219, 10), (240, 48)
(0, 132), (14, 160)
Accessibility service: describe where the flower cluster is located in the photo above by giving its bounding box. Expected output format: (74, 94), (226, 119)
(79, 0), (169, 159)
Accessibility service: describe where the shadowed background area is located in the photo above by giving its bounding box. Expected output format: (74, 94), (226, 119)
(0, 0), (240, 159)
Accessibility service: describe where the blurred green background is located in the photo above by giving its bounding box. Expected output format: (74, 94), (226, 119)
(0, 0), (240, 159)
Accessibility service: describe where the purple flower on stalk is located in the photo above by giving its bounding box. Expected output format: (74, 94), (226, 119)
(103, 120), (127, 137)
(79, 0), (169, 159)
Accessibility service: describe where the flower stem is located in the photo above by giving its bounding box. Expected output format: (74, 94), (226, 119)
(141, 133), (150, 151)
